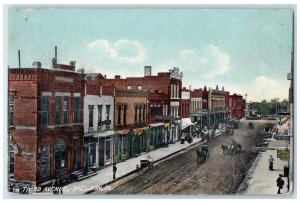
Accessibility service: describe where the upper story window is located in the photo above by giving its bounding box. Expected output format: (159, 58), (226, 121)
(100, 85), (103, 96)
(41, 96), (49, 127)
(74, 97), (80, 123)
(98, 105), (103, 127)
(63, 96), (69, 124)
(105, 105), (111, 129)
(55, 97), (62, 125)
(105, 105), (110, 120)
(9, 96), (14, 127)
(88, 105), (94, 128)
(137, 85), (142, 90)
(126, 85), (131, 90)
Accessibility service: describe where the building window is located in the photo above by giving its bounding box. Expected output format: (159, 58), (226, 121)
(117, 105), (121, 125)
(9, 144), (14, 175)
(74, 97), (80, 123)
(134, 105), (138, 123)
(88, 105), (94, 128)
(99, 85), (103, 96)
(137, 85), (142, 90)
(143, 104), (146, 122)
(171, 84), (174, 98)
(105, 105), (110, 129)
(166, 105), (168, 116)
(63, 96), (69, 124)
(9, 96), (14, 127)
(123, 104), (127, 126)
(38, 144), (50, 179)
(41, 96), (49, 127)
(105, 105), (110, 120)
(55, 139), (67, 174)
(55, 97), (62, 125)
(126, 85), (131, 90)
(98, 105), (103, 128)
(138, 105), (142, 124)
(105, 139), (111, 161)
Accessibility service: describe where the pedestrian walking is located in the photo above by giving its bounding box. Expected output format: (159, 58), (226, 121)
(51, 179), (59, 195)
(269, 155), (274, 170)
(58, 178), (63, 194)
(276, 174), (285, 194)
(113, 163), (117, 179)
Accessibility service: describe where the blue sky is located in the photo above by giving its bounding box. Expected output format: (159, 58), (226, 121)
(7, 8), (293, 102)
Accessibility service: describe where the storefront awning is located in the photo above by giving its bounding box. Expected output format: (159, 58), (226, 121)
(149, 123), (164, 128)
(116, 129), (130, 136)
(93, 130), (115, 138)
(181, 118), (197, 130)
(133, 127), (147, 136)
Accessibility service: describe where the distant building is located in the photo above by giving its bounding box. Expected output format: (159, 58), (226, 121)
(208, 86), (228, 128)
(228, 93), (246, 119)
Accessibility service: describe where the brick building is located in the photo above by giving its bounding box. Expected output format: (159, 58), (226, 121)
(114, 89), (148, 162)
(8, 60), (85, 191)
(228, 93), (246, 119)
(97, 66), (182, 143)
(190, 87), (209, 128)
(208, 86), (228, 128)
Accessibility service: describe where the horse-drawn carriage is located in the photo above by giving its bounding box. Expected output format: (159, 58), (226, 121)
(140, 155), (154, 169)
(196, 144), (209, 164)
(221, 138), (242, 154)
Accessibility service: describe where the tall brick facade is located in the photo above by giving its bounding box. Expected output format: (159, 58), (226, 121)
(9, 64), (85, 189)
(228, 93), (246, 119)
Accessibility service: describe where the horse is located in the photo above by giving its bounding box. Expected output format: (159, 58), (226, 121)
(196, 147), (208, 164)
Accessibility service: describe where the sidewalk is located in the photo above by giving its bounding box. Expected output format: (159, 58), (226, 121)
(244, 147), (290, 195)
(62, 137), (205, 194)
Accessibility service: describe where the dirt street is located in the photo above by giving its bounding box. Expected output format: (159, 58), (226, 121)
(102, 120), (275, 195)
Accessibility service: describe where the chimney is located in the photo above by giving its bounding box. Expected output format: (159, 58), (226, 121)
(32, 61), (42, 69)
(104, 75), (106, 79)
(55, 46), (57, 63)
(18, 50), (21, 68)
(144, 66), (151, 76)
(115, 75), (120, 79)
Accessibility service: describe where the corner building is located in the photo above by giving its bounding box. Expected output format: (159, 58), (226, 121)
(8, 62), (85, 191)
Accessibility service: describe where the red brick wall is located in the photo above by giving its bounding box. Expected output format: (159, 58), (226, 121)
(15, 155), (37, 182)
(9, 68), (85, 184)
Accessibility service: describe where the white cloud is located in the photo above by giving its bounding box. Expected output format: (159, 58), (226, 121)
(155, 44), (230, 79)
(87, 39), (117, 59)
(179, 49), (195, 59)
(199, 45), (230, 78)
(86, 39), (146, 65)
(247, 76), (288, 101)
(115, 40), (146, 64)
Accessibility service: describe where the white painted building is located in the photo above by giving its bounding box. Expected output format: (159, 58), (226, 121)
(84, 94), (114, 169)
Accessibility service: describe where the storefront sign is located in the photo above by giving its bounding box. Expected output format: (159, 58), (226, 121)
(277, 150), (290, 159)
